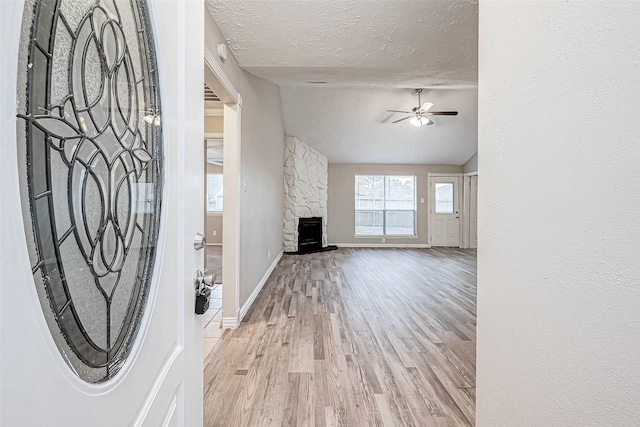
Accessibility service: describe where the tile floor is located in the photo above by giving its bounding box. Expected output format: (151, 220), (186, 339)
(201, 284), (223, 359)
(205, 245), (222, 284)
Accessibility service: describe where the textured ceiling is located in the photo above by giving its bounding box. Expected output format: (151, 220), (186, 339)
(205, 0), (478, 88)
(281, 87), (478, 165)
(205, 0), (478, 164)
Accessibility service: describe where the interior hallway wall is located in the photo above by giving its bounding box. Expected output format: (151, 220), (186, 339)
(205, 13), (285, 309)
(477, 2), (640, 425)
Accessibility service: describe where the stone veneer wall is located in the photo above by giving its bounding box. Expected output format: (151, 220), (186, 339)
(283, 136), (328, 252)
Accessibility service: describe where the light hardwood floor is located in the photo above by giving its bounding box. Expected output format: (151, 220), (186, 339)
(204, 248), (476, 426)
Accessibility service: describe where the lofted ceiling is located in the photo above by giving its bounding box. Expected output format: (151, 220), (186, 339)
(205, 0), (478, 164)
(281, 86), (477, 164)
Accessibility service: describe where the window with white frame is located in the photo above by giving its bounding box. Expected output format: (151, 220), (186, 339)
(355, 175), (416, 236)
(207, 173), (223, 212)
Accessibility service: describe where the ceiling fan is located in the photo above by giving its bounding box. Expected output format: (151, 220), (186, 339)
(388, 89), (458, 127)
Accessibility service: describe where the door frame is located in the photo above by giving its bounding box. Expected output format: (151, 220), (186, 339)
(204, 48), (243, 329)
(461, 171), (478, 249)
(427, 173), (463, 248)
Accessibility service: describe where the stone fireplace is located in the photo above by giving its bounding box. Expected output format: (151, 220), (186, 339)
(283, 136), (327, 252)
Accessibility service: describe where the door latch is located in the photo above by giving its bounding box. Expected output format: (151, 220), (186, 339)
(194, 269), (216, 315)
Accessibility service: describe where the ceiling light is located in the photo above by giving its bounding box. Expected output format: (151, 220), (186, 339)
(409, 116), (430, 127)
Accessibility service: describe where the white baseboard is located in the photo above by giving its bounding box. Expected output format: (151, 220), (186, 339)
(330, 243), (430, 248)
(238, 250), (282, 321)
(222, 250), (283, 329)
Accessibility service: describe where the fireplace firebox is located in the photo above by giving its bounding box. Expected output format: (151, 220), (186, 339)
(298, 217), (323, 253)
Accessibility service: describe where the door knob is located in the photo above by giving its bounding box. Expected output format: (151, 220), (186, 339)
(193, 233), (207, 250)
(193, 269), (216, 293)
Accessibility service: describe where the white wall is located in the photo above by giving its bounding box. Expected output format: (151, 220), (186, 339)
(205, 14), (285, 309)
(327, 163), (462, 246)
(477, 2), (640, 425)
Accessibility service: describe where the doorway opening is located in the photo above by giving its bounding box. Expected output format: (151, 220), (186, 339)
(202, 84), (224, 356)
(202, 47), (242, 360)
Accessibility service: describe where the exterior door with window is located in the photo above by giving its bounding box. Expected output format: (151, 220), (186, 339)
(429, 175), (462, 247)
(1, 1), (203, 425)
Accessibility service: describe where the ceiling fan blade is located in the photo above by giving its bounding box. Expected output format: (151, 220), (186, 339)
(392, 116), (413, 123)
(426, 111), (458, 116)
(420, 101), (434, 112)
(387, 109), (412, 114)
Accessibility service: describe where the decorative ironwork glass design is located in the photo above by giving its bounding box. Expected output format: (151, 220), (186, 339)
(16, 0), (163, 383)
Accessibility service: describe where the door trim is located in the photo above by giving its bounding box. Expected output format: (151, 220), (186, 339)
(204, 47), (239, 105)
(427, 173), (463, 248)
(461, 171), (478, 249)
(204, 47), (243, 329)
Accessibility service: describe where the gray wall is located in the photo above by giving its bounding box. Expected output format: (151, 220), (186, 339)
(205, 15), (285, 309)
(327, 163), (462, 245)
(477, 2), (640, 425)
(463, 151), (478, 173)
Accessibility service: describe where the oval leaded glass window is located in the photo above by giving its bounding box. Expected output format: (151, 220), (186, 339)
(16, 0), (163, 383)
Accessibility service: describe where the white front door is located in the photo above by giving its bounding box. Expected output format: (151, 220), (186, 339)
(429, 174), (462, 247)
(0, 1), (203, 425)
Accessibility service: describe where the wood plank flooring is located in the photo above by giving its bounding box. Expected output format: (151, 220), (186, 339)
(204, 248), (477, 426)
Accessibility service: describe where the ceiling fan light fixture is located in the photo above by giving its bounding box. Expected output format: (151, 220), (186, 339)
(410, 116), (430, 127)
(420, 101), (434, 112)
(387, 89), (457, 127)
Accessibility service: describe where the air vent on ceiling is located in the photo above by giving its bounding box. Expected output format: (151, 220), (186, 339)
(204, 84), (220, 102)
